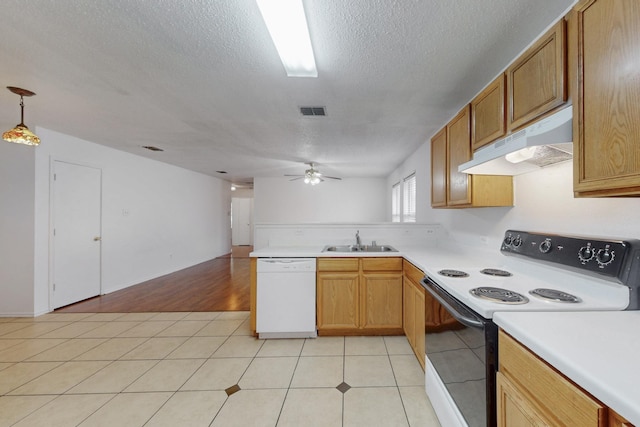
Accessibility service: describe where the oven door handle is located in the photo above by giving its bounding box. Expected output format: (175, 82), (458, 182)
(421, 278), (485, 329)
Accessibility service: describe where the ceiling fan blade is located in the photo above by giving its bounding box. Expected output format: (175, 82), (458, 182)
(288, 176), (304, 181)
(324, 176), (342, 180)
(284, 174), (304, 177)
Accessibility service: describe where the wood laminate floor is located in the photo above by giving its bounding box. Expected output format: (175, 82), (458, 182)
(56, 247), (253, 313)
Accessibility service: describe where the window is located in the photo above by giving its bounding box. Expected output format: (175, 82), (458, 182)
(391, 182), (401, 222)
(403, 173), (416, 222)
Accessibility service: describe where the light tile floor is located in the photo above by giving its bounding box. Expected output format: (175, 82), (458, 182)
(0, 312), (441, 427)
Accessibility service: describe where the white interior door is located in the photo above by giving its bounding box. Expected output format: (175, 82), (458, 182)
(52, 161), (102, 309)
(231, 197), (253, 245)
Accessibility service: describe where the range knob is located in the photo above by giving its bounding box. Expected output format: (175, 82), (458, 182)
(596, 248), (615, 266)
(503, 235), (513, 246)
(539, 239), (552, 253)
(512, 235), (523, 248)
(578, 245), (595, 263)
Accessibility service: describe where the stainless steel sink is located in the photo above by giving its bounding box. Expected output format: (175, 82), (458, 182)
(322, 244), (398, 253)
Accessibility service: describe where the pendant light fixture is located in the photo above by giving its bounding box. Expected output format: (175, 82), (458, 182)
(3, 86), (41, 146)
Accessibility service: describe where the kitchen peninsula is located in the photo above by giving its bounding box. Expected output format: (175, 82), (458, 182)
(250, 224), (640, 427)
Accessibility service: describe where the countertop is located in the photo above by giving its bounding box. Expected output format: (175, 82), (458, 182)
(493, 311), (640, 425)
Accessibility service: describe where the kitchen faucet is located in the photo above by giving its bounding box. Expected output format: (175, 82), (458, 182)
(356, 230), (361, 249)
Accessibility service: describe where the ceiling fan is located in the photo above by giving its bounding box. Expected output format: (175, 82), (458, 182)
(285, 163), (342, 185)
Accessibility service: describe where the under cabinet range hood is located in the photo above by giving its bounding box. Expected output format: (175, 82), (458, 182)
(459, 106), (573, 175)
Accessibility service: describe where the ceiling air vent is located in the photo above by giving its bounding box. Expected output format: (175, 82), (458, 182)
(143, 145), (164, 152)
(300, 106), (326, 116)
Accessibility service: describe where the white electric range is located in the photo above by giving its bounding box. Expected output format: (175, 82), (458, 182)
(420, 230), (640, 427)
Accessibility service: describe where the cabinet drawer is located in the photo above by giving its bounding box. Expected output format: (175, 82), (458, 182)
(362, 257), (402, 272)
(403, 259), (424, 285)
(317, 258), (359, 272)
(499, 330), (605, 426)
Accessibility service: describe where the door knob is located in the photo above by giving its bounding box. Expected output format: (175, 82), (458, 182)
(93, 236), (101, 241)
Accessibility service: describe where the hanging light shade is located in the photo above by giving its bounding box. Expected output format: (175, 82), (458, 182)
(3, 86), (40, 146)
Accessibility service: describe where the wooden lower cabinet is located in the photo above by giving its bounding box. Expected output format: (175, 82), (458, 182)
(402, 261), (426, 370)
(317, 257), (403, 335)
(316, 271), (360, 330)
(497, 372), (556, 426)
(362, 272), (403, 329)
(498, 330), (634, 427)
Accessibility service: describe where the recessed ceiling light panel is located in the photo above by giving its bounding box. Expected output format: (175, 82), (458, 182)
(256, 0), (318, 78)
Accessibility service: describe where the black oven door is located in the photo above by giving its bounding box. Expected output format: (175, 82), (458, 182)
(421, 276), (498, 427)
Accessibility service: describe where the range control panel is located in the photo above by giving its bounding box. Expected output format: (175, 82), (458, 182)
(501, 230), (639, 280)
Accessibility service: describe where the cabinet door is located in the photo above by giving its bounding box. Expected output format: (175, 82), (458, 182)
(497, 372), (554, 427)
(573, 0), (640, 196)
(403, 276), (426, 370)
(403, 278), (416, 346)
(447, 105), (472, 206)
(499, 331), (606, 426)
(413, 284), (426, 370)
(472, 74), (507, 150)
(361, 273), (403, 329)
(317, 272), (360, 330)
(430, 127), (448, 207)
(507, 20), (567, 131)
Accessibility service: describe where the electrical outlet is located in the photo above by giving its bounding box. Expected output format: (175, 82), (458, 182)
(294, 229), (304, 236)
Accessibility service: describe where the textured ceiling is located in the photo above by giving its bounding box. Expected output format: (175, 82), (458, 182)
(0, 0), (575, 185)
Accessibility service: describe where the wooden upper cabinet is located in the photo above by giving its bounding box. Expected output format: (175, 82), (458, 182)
(572, 0), (640, 197)
(507, 19), (567, 131)
(472, 74), (507, 151)
(447, 105), (473, 206)
(430, 127), (447, 207)
(430, 107), (513, 208)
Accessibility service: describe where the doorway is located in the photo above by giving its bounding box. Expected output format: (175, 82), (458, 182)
(231, 197), (253, 246)
(51, 160), (102, 309)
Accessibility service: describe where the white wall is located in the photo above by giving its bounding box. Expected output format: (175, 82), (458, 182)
(30, 127), (231, 315)
(388, 139), (640, 249)
(254, 177), (387, 223)
(0, 143), (36, 316)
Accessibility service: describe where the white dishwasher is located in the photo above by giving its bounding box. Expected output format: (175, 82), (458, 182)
(256, 258), (317, 339)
